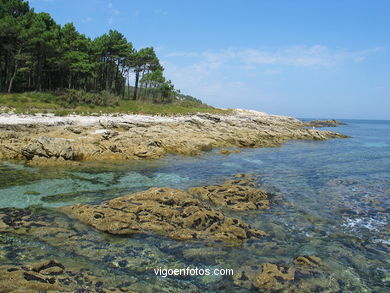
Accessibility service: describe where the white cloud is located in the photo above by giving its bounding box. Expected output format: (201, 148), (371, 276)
(166, 45), (384, 69)
(107, 2), (120, 16)
(239, 45), (384, 68)
(262, 68), (282, 76)
(166, 52), (200, 58)
(162, 45), (384, 107)
(82, 16), (93, 23)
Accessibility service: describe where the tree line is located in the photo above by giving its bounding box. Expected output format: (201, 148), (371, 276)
(0, 0), (182, 102)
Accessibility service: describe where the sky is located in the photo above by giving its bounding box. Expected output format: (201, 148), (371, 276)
(30, 0), (390, 119)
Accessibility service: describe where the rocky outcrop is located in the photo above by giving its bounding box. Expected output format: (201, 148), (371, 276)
(0, 110), (347, 165)
(307, 119), (346, 127)
(21, 136), (80, 160)
(233, 256), (341, 292)
(0, 207), (188, 275)
(219, 148), (241, 155)
(60, 187), (267, 241)
(0, 260), (134, 292)
(188, 174), (271, 211)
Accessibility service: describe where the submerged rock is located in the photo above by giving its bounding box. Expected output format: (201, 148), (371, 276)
(233, 256), (341, 292)
(0, 260), (134, 292)
(0, 207), (186, 274)
(60, 187), (267, 241)
(219, 148), (241, 155)
(188, 174), (271, 211)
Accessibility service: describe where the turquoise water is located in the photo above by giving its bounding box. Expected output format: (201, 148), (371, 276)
(0, 120), (389, 292)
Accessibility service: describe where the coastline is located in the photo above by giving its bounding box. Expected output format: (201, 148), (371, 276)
(0, 109), (347, 166)
(1, 117), (387, 293)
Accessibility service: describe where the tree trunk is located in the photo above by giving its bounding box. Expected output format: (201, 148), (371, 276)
(105, 60), (110, 92)
(126, 71), (130, 100)
(7, 65), (17, 93)
(7, 48), (21, 93)
(133, 70), (140, 100)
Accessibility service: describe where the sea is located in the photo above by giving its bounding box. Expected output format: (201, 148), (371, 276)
(0, 119), (389, 292)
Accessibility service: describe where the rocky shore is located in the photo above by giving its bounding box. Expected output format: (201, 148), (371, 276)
(0, 174), (346, 292)
(0, 109), (347, 166)
(0, 110), (350, 291)
(59, 174), (270, 242)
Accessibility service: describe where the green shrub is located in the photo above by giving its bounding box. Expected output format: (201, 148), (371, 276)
(99, 90), (120, 106)
(54, 109), (70, 116)
(58, 89), (120, 107)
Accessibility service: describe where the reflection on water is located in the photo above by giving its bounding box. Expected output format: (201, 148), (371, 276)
(0, 119), (389, 292)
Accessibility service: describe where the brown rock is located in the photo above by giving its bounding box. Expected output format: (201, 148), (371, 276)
(233, 256), (342, 292)
(0, 260), (135, 292)
(0, 110), (348, 165)
(293, 255), (323, 267)
(27, 156), (82, 167)
(29, 259), (65, 275)
(254, 263), (295, 290)
(188, 174), (271, 211)
(219, 148), (241, 155)
(60, 187), (267, 241)
(21, 136), (79, 160)
(0, 207), (186, 276)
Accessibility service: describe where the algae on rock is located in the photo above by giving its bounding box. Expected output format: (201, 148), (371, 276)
(60, 187), (267, 241)
(233, 256), (342, 292)
(188, 174), (271, 211)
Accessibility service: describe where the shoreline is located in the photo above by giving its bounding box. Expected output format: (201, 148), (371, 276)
(0, 109), (347, 166)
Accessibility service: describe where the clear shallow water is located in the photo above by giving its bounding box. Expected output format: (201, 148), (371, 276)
(0, 119), (389, 292)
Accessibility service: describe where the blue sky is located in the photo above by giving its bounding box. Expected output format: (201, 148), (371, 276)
(31, 0), (390, 119)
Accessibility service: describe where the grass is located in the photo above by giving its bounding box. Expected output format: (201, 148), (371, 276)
(0, 92), (232, 116)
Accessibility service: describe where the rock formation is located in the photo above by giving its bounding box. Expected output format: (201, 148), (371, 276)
(233, 256), (342, 292)
(0, 206), (198, 285)
(188, 174), (271, 211)
(307, 119), (346, 127)
(0, 110), (347, 165)
(0, 259), (134, 292)
(60, 187), (267, 241)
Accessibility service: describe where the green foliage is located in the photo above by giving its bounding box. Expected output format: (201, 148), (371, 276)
(140, 69), (165, 87)
(0, 92), (230, 116)
(58, 89), (120, 107)
(0, 0), (206, 108)
(0, 0), (30, 18)
(178, 94), (203, 104)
